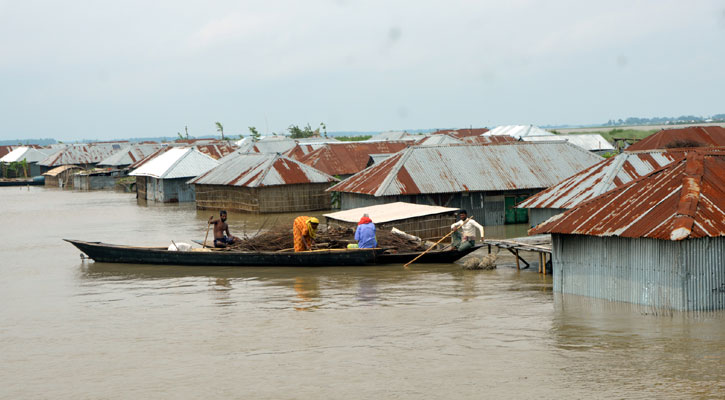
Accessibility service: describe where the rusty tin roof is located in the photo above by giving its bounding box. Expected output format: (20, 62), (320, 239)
(430, 128), (490, 138)
(328, 142), (603, 196)
(626, 126), (725, 151)
(530, 149), (725, 240)
(38, 143), (123, 167)
(518, 150), (689, 209)
(189, 153), (338, 187)
(297, 141), (410, 176)
(97, 144), (163, 167)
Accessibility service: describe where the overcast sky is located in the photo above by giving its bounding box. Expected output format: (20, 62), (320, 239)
(1, 0), (724, 140)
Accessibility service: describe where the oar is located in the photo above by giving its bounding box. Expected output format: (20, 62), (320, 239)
(203, 222), (212, 248)
(404, 218), (470, 268)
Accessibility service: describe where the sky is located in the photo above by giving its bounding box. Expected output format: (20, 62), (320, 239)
(1, 0), (724, 141)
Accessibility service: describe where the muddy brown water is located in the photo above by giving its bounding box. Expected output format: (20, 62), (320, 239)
(1, 187), (723, 399)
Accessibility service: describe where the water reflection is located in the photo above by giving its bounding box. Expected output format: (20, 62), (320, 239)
(550, 293), (725, 396)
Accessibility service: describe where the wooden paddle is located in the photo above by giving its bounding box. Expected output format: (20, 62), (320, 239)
(404, 218), (470, 268)
(203, 221), (212, 248)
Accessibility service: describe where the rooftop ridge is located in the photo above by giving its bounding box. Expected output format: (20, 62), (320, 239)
(670, 151), (705, 240)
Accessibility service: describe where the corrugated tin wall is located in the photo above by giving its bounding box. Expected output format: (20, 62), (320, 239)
(552, 234), (725, 311)
(529, 208), (565, 228)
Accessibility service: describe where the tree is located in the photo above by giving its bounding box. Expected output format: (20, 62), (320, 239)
(287, 123), (315, 139)
(249, 126), (261, 142)
(320, 122), (328, 138)
(215, 122), (225, 140)
(177, 125), (190, 140)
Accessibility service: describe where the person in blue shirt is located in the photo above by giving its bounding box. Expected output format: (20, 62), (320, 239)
(354, 213), (377, 248)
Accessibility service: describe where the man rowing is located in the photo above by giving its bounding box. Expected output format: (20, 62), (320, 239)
(209, 210), (241, 248)
(450, 209), (484, 251)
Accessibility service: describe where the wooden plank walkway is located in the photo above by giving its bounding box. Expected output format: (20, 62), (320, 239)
(483, 235), (552, 274)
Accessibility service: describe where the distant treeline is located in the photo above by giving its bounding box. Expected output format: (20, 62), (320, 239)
(0, 138), (57, 146)
(603, 114), (725, 127)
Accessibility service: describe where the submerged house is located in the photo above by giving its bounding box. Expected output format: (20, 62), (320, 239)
(37, 143), (122, 173)
(519, 149), (688, 227)
(325, 202), (458, 240)
(297, 142), (410, 179)
(328, 142), (602, 226)
(0, 146), (52, 177)
(531, 149), (725, 311)
(129, 148), (219, 202)
(97, 144), (162, 169)
(43, 165), (82, 187)
(189, 153), (338, 213)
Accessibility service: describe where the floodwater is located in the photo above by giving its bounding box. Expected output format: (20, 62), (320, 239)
(1, 187), (723, 399)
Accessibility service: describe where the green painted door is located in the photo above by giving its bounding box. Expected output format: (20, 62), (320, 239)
(504, 196), (516, 224)
(515, 195), (529, 223)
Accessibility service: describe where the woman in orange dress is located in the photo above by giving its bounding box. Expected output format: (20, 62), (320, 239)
(293, 216), (319, 251)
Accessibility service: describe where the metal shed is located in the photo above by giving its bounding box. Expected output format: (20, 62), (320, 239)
(189, 153), (338, 213)
(519, 149), (688, 227)
(129, 148), (219, 203)
(530, 148), (725, 311)
(43, 165), (82, 188)
(329, 142), (602, 226)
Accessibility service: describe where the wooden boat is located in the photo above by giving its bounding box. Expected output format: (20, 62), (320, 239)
(376, 244), (483, 264)
(190, 239), (483, 265)
(64, 239), (384, 267)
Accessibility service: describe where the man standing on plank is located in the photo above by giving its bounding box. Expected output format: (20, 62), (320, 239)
(450, 210), (484, 251)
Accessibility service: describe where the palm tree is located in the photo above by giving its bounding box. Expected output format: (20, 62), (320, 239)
(215, 122), (225, 140)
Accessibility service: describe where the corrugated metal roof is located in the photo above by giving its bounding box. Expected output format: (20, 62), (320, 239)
(0, 147), (52, 163)
(42, 165), (82, 176)
(430, 128), (490, 138)
(328, 142), (603, 196)
(368, 153), (393, 166)
(365, 131), (419, 142)
(127, 143), (235, 170)
(324, 202), (458, 224)
(38, 144), (122, 167)
(97, 144), (162, 166)
(189, 153), (338, 187)
(626, 126), (725, 151)
(129, 147), (219, 179)
(297, 142), (410, 176)
(523, 134), (615, 151)
(416, 134), (463, 146)
(483, 125), (555, 139)
(518, 150), (686, 209)
(284, 144), (317, 160)
(530, 149), (725, 240)
(460, 135), (518, 145)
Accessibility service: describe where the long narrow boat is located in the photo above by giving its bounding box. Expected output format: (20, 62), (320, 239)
(65, 239), (383, 267)
(376, 244), (483, 264)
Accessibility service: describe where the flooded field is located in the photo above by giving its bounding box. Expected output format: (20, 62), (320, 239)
(1, 187), (723, 399)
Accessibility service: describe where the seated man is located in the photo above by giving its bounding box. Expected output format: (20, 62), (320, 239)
(209, 210), (241, 248)
(293, 216), (319, 252)
(354, 213), (377, 248)
(451, 209), (484, 252)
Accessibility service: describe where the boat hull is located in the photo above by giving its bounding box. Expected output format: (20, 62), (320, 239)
(376, 244), (483, 264)
(65, 239), (382, 267)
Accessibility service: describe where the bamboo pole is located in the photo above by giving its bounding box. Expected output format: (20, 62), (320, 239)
(404, 218), (469, 268)
(203, 222), (212, 248)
